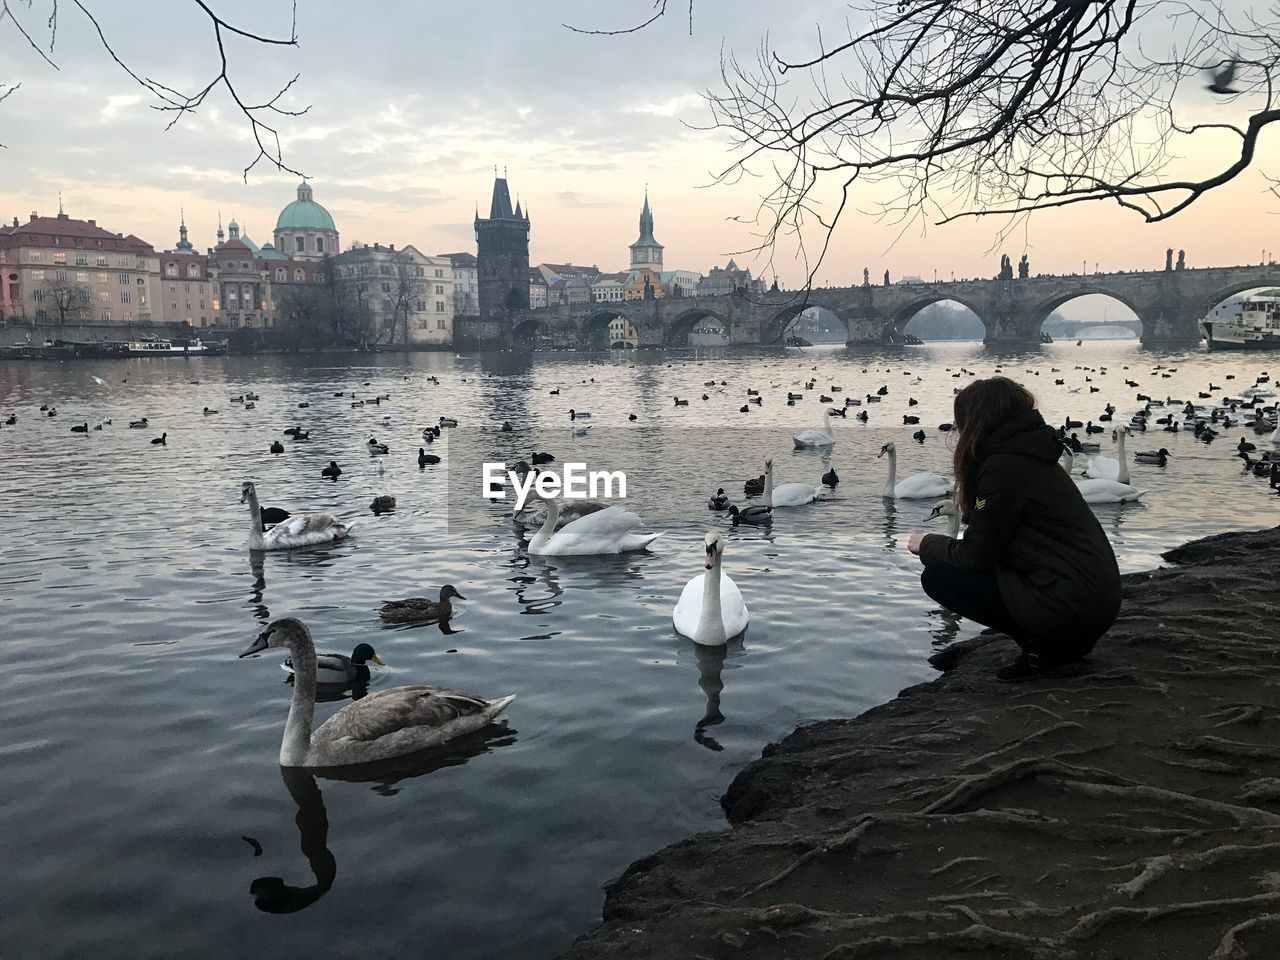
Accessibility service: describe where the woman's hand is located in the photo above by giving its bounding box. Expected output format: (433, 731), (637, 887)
(907, 531), (925, 555)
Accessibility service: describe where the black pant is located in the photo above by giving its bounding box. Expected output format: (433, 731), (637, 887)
(920, 562), (1095, 662)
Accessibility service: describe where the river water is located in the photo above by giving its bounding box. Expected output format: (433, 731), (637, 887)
(1, 341), (1276, 959)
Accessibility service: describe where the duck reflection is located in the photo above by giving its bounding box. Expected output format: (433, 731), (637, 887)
(248, 725), (516, 914)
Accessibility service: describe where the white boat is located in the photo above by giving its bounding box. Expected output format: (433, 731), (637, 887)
(1203, 295), (1280, 350)
(125, 336), (210, 356)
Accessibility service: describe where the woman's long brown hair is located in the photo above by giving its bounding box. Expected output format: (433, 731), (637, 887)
(951, 376), (1037, 519)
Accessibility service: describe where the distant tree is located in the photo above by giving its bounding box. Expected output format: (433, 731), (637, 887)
(276, 285), (333, 351)
(572, 1), (1280, 280)
(389, 253), (428, 345)
(39, 277), (91, 326)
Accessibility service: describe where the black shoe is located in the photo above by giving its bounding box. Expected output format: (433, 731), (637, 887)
(995, 652), (1050, 683)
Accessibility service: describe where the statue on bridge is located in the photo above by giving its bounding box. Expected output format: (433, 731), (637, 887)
(883, 270), (890, 287)
(1176, 249), (1186, 271)
(1018, 254), (1029, 279)
(999, 254), (1014, 281)
(1166, 248), (1174, 272)
(863, 267), (870, 287)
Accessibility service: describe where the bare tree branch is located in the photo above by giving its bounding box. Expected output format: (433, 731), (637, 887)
(0, 0), (307, 179)
(563, 0), (693, 37)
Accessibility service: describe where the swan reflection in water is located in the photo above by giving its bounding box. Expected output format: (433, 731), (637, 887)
(684, 639), (746, 753)
(248, 725), (516, 914)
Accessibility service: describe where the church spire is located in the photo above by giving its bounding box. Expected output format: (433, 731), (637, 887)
(176, 207), (193, 251)
(216, 211), (225, 244)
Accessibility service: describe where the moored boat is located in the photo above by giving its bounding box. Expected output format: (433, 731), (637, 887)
(1203, 295), (1280, 350)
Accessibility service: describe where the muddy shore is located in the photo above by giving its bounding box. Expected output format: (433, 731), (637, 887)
(564, 525), (1280, 959)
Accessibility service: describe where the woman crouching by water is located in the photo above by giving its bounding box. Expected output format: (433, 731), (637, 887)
(907, 377), (1121, 682)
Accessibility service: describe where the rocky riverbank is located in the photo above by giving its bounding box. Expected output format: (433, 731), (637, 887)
(564, 525), (1280, 959)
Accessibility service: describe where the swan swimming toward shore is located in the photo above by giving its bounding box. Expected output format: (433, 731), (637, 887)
(1075, 478), (1147, 504)
(241, 618), (513, 767)
(241, 481), (351, 550)
(672, 531), (749, 646)
(878, 442), (952, 499)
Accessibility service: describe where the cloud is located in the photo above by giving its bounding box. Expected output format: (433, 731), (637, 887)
(555, 191), (620, 209)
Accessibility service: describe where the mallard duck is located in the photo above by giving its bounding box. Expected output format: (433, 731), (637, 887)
(727, 504), (771, 526)
(1134, 448), (1170, 465)
(438, 417), (458, 428)
(708, 488), (730, 510)
(370, 495), (396, 514)
(379, 585), (466, 623)
(241, 619), (513, 767)
(282, 642), (383, 685)
(129, 418), (148, 428)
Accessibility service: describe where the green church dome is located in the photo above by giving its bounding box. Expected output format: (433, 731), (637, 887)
(275, 182), (336, 232)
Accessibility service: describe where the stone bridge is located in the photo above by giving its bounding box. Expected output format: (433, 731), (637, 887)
(454, 261), (1280, 349)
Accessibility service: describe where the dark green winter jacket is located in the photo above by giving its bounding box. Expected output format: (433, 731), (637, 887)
(918, 408), (1121, 644)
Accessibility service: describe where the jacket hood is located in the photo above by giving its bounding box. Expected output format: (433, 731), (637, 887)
(979, 408), (1061, 464)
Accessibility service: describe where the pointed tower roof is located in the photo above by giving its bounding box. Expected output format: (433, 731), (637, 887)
(514, 197), (523, 220)
(489, 177), (515, 220)
(631, 189), (661, 249)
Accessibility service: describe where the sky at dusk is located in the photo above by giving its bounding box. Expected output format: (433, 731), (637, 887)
(2, 0), (1278, 289)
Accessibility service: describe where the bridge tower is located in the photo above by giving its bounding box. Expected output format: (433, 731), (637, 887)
(475, 174), (531, 320)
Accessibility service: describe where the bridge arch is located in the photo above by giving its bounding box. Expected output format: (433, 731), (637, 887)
(889, 295), (988, 340)
(1202, 280), (1280, 316)
(664, 307), (732, 347)
(1032, 291), (1144, 340)
(576, 307), (639, 349)
(512, 316), (542, 342)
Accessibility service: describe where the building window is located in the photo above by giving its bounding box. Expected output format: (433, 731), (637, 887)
(435, 284), (444, 295)
(187, 264), (199, 278)
(31, 269), (44, 281)
(55, 269), (68, 281)
(35, 308), (48, 321)
(295, 236), (305, 252)
(435, 301), (445, 312)
(77, 272), (89, 283)
(29, 252), (44, 263)
(118, 273), (129, 284)
(96, 256), (107, 266)
(101, 309), (111, 321)
(77, 289), (90, 303)
(434, 268), (443, 278)
(437, 317), (446, 329)
(98, 274), (108, 284)
(75, 255), (87, 266)
(166, 264), (178, 277)
(381, 282), (391, 293)
(293, 269), (303, 281)
(120, 291), (132, 304)
(53, 251), (66, 264)
(98, 291), (109, 302)
(315, 237), (324, 253)
(275, 268), (285, 281)
(33, 289), (45, 302)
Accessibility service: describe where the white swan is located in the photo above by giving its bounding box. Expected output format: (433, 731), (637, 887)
(926, 499), (961, 538)
(527, 497), (663, 555)
(878, 442), (953, 499)
(764, 458), (818, 507)
(793, 410), (835, 449)
(241, 481), (352, 550)
(1075, 478), (1147, 503)
(1083, 427), (1131, 483)
(241, 618), (513, 768)
(673, 531), (749, 646)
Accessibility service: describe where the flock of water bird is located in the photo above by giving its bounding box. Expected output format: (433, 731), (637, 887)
(3, 353), (1277, 771)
